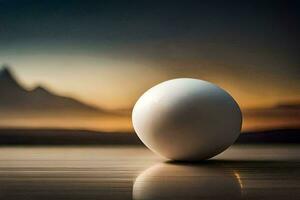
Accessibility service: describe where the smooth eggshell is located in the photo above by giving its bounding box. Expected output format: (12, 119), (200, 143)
(132, 78), (242, 161)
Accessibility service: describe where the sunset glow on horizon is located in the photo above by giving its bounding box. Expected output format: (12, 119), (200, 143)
(0, 53), (299, 111)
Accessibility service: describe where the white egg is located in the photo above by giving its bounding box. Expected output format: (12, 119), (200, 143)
(132, 78), (242, 161)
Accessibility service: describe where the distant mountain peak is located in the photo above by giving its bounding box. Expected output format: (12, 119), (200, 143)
(0, 64), (15, 80)
(0, 65), (23, 91)
(0, 65), (111, 115)
(32, 85), (48, 92)
(31, 85), (53, 95)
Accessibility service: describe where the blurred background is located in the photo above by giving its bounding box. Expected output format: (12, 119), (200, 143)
(0, 0), (299, 144)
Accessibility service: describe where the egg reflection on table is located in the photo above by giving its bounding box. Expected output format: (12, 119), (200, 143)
(132, 78), (242, 161)
(133, 163), (242, 200)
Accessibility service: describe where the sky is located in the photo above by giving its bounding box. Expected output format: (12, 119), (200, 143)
(0, 0), (299, 110)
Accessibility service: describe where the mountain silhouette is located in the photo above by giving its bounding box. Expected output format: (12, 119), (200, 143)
(0, 66), (109, 115)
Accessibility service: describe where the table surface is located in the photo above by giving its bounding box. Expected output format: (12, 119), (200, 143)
(0, 145), (299, 200)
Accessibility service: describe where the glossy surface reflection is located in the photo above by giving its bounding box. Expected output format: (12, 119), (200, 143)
(133, 163), (241, 199)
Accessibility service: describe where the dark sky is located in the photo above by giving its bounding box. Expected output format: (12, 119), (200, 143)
(0, 0), (299, 109)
